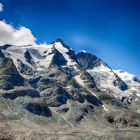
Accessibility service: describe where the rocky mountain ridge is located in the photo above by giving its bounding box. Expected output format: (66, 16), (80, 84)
(0, 39), (140, 139)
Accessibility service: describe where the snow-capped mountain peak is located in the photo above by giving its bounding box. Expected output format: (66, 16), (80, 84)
(114, 70), (140, 94)
(114, 70), (140, 83)
(0, 39), (140, 137)
(1, 41), (140, 101)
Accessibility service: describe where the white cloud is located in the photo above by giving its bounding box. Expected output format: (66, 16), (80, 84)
(0, 20), (37, 46)
(0, 3), (3, 12)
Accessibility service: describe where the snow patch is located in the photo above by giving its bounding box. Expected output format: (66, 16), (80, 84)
(114, 70), (140, 97)
(74, 74), (85, 86)
(102, 105), (109, 112)
(80, 50), (87, 53)
(87, 63), (124, 98)
(137, 109), (140, 114)
(2, 44), (55, 76)
(137, 94), (140, 97)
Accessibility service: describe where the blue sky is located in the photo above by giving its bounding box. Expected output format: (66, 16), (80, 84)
(0, 0), (140, 77)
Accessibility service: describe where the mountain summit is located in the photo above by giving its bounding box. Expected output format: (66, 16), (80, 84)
(0, 40), (140, 139)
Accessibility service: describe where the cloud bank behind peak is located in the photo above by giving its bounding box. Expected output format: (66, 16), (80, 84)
(0, 20), (37, 46)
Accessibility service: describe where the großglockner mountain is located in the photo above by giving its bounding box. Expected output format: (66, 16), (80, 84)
(0, 39), (140, 139)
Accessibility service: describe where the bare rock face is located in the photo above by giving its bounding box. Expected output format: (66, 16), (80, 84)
(2, 88), (40, 99)
(0, 51), (24, 90)
(104, 111), (140, 128)
(41, 86), (72, 107)
(25, 103), (52, 117)
(76, 51), (100, 69)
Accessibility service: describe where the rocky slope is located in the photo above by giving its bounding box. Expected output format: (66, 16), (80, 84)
(0, 39), (140, 139)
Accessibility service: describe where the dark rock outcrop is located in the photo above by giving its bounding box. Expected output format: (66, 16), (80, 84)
(25, 103), (52, 117)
